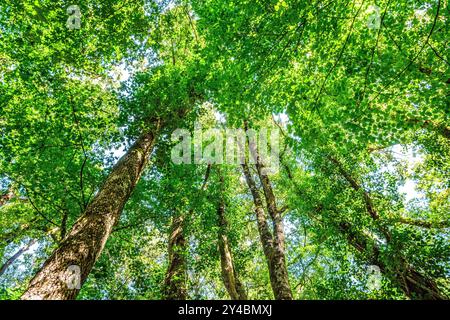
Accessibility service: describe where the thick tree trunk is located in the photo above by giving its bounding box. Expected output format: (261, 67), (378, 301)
(163, 214), (187, 300)
(21, 125), (160, 300)
(0, 239), (36, 277)
(217, 187), (247, 300)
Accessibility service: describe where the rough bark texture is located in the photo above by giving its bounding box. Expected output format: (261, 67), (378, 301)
(255, 162), (293, 300)
(244, 122), (292, 300)
(242, 161), (292, 300)
(21, 127), (159, 300)
(0, 239), (36, 277)
(217, 187), (247, 300)
(163, 214), (187, 300)
(242, 163), (273, 261)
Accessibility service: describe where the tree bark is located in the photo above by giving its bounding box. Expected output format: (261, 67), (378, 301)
(255, 165), (293, 300)
(241, 161), (293, 299)
(217, 175), (247, 300)
(245, 123), (293, 300)
(21, 125), (160, 300)
(163, 214), (187, 300)
(0, 239), (36, 277)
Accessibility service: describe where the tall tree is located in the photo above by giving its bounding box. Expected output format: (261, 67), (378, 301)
(0, 239), (36, 277)
(216, 170), (247, 300)
(21, 125), (160, 299)
(241, 138), (293, 300)
(163, 213), (187, 300)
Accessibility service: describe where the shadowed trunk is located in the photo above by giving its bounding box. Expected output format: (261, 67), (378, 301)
(217, 175), (247, 300)
(21, 124), (160, 300)
(0, 239), (36, 277)
(163, 214), (187, 300)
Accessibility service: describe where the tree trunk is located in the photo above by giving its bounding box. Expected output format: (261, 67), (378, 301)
(244, 123), (292, 300)
(163, 214), (187, 300)
(21, 125), (160, 300)
(217, 181), (247, 300)
(241, 161), (293, 299)
(255, 162), (293, 300)
(0, 239), (36, 277)
(281, 157), (447, 300)
(339, 221), (447, 299)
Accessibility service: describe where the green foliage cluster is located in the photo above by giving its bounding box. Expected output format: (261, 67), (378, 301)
(0, 0), (448, 300)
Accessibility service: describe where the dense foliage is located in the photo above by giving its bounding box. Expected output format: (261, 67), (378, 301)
(0, 0), (448, 300)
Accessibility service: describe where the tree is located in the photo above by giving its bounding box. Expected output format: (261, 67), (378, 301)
(1, 0), (448, 300)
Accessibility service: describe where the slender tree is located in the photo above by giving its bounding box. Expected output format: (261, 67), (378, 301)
(163, 213), (187, 300)
(0, 239), (36, 277)
(216, 171), (247, 300)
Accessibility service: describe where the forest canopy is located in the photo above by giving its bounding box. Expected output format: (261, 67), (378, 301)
(0, 0), (449, 300)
